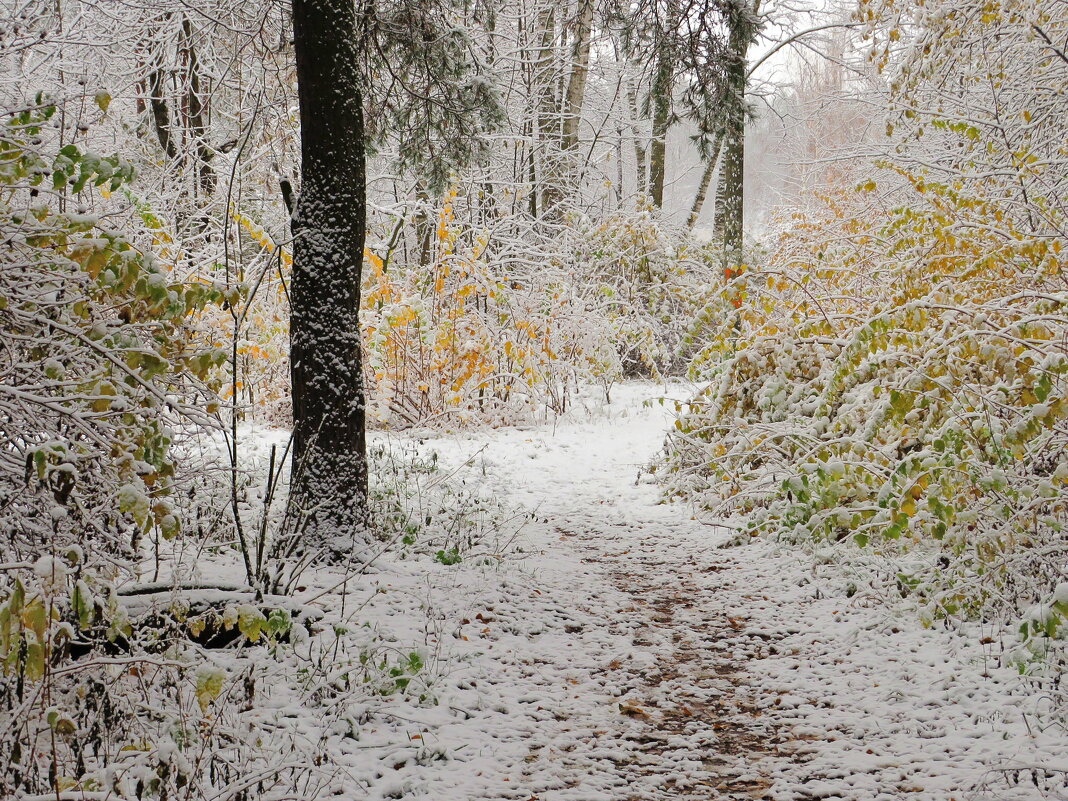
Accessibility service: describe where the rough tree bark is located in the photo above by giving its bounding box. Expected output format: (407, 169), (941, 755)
(713, 1), (757, 270)
(149, 65), (177, 161)
(649, 52), (672, 208)
(180, 17), (215, 197)
(289, 0), (369, 543)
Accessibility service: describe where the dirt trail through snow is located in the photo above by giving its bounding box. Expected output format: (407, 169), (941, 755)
(420, 382), (785, 799)
(342, 382), (1066, 801)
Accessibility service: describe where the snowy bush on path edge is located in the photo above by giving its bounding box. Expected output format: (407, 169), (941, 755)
(661, 0), (1068, 719)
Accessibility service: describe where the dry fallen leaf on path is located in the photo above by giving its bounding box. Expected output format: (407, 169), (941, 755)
(619, 701), (650, 719)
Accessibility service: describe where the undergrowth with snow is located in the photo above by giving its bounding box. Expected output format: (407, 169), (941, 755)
(660, 0), (1068, 726)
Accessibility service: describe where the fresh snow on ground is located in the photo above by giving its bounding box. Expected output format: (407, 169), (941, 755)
(208, 382), (1066, 800)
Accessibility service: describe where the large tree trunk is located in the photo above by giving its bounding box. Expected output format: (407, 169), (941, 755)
(649, 53), (671, 209)
(713, 2), (755, 270)
(289, 0), (369, 543)
(561, 0), (595, 153)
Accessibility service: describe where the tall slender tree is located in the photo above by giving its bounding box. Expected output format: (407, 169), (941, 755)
(561, 0), (596, 154)
(648, 44), (673, 208)
(687, 131), (722, 227)
(712, 0), (759, 269)
(289, 0), (369, 540)
(611, 0), (733, 211)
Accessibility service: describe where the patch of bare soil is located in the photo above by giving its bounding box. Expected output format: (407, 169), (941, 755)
(606, 542), (783, 799)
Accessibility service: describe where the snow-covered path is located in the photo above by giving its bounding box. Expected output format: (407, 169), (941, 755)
(297, 382), (1068, 801)
(409, 382), (780, 799)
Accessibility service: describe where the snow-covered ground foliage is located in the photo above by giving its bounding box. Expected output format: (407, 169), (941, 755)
(0, 416), (518, 798)
(661, 0), (1068, 717)
(8, 383), (1067, 800)
(3, 0), (1068, 797)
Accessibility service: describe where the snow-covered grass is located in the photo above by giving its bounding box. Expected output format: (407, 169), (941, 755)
(176, 379), (1065, 800)
(18, 381), (1066, 800)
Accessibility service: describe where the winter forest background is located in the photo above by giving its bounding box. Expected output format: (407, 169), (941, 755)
(1, 0), (1067, 798)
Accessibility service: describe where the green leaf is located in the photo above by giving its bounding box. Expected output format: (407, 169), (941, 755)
(22, 598), (47, 643)
(266, 609), (291, 639)
(237, 605), (265, 643)
(25, 642), (45, 682)
(72, 581), (94, 631)
(72, 170), (89, 194)
(9, 581), (24, 617)
(1035, 373), (1052, 403)
(159, 514), (180, 540)
(434, 547), (462, 565)
(195, 667), (226, 713)
(0, 607), (12, 655)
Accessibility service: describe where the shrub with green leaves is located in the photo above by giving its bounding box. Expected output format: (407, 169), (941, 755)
(0, 98), (229, 797)
(0, 100), (230, 561)
(662, 0), (1068, 694)
(662, 174), (1067, 682)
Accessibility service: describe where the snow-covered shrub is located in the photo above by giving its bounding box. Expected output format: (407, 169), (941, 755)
(360, 196), (724, 426)
(663, 175), (1067, 666)
(0, 102), (232, 560)
(361, 191), (595, 427)
(663, 0), (1068, 693)
(567, 206), (724, 379)
(0, 100), (238, 797)
(235, 193), (722, 429)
